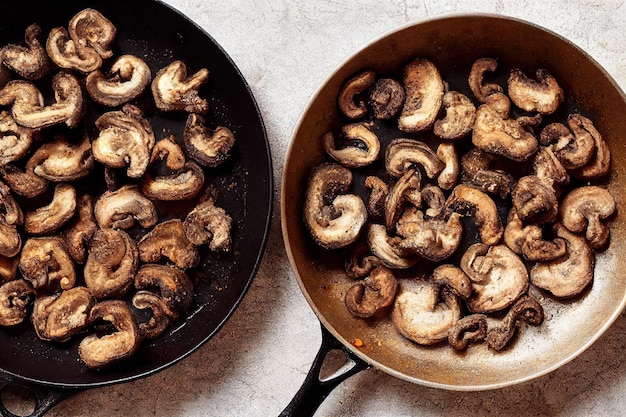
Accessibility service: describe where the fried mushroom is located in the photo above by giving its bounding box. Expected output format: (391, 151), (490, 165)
(504, 208), (566, 262)
(27, 134), (93, 182)
(560, 186), (616, 250)
(151, 60), (209, 114)
(86, 55), (151, 107)
(94, 184), (157, 230)
(461, 148), (514, 199)
(364, 176), (388, 219)
(0, 256), (18, 283)
(183, 113), (235, 168)
(367, 224), (418, 269)
(570, 115), (610, 180)
(1, 23), (51, 80)
(24, 183), (77, 235)
(444, 185), (503, 246)
(0, 111), (36, 165)
(436, 143), (460, 190)
(384, 168), (421, 231)
(183, 198), (233, 251)
(511, 175), (558, 225)
(385, 138), (444, 179)
(507, 68), (564, 114)
(322, 123), (380, 168)
(141, 161), (205, 201)
(0, 223), (21, 258)
(0, 181), (23, 226)
(138, 219), (200, 270)
(540, 115), (595, 169)
(469, 58), (503, 103)
(448, 314), (488, 351)
(31, 286), (94, 342)
(337, 69), (376, 119)
(369, 78), (405, 119)
(0, 279), (33, 326)
(433, 90), (476, 140)
(345, 265), (397, 318)
(46, 27), (102, 73)
(68, 8), (116, 59)
(0, 163), (48, 198)
(64, 194), (98, 264)
(398, 58), (444, 132)
(19, 237), (75, 292)
(150, 136), (186, 171)
(486, 295), (544, 351)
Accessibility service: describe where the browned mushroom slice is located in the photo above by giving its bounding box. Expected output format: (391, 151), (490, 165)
(150, 136), (186, 171)
(65, 194), (98, 264)
(448, 314), (488, 351)
(0, 256), (18, 282)
(364, 176), (388, 219)
(1, 23), (51, 80)
(504, 208), (566, 262)
(398, 58), (444, 133)
(461, 148), (514, 199)
(84, 228), (138, 299)
(433, 90), (476, 140)
(472, 92), (539, 162)
(92, 104), (155, 178)
(420, 184), (446, 219)
(486, 295), (544, 351)
(0, 111), (35, 165)
(0, 181), (23, 226)
(27, 135), (93, 182)
(46, 27), (102, 73)
(31, 286), (94, 342)
(68, 8), (116, 59)
(369, 78), (404, 119)
(0, 163), (48, 198)
(511, 175), (558, 225)
(24, 183), (77, 235)
(540, 115), (595, 169)
(94, 185), (157, 230)
(0, 223), (21, 258)
(444, 185), (503, 246)
(507, 69), (564, 114)
(323, 123), (380, 168)
(560, 186), (616, 250)
(183, 113), (235, 168)
(432, 264), (472, 299)
(151, 60), (209, 114)
(460, 243), (529, 313)
(141, 161), (205, 201)
(468, 58), (503, 103)
(138, 219), (200, 269)
(304, 163), (367, 250)
(392, 281), (461, 345)
(131, 291), (169, 340)
(19, 237), (75, 291)
(86, 55), (152, 107)
(344, 242), (382, 279)
(134, 263), (194, 321)
(345, 265), (397, 318)
(0, 279), (33, 326)
(532, 146), (569, 189)
(367, 224), (418, 269)
(570, 116), (610, 180)
(337, 69), (376, 119)
(436, 143), (460, 190)
(183, 198), (233, 251)
(385, 138), (445, 179)
(384, 168), (421, 231)
(78, 300), (141, 369)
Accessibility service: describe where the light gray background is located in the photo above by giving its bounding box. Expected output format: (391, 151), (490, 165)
(40, 1), (626, 416)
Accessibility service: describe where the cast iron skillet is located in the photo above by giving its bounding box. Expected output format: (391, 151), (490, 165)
(0, 0), (272, 415)
(281, 14), (626, 416)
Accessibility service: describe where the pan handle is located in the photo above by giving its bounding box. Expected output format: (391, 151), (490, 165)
(279, 324), (370, 417)
(0, 373), (78, 417)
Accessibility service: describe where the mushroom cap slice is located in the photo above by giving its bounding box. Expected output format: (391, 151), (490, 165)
(0, 279), (34, 326)
(28, 135), (93, 182)
(183, 198), (233, 251)
(31, 286), (94, 342)
(0, 255), (18, 283)
(345, 265), (398, 318)
(560, 186), (616, 250)
(541, 115), (595, 170)
(141, 160), (205, 201)
(19, 237), (76, 291)
(24, 183), (77, 235)
(532, 146), (569, 188)
(322, 123), (380, 168)
(94, 185), (157, 230)
(0, 163), (48, 198)
(504, 208), (566, 262)
(151, 60), (209, 114)
(507, 68), (564, 114)
(138, 219), (200, 270)
(1, 23), (51, 80)
(461, 147), (514, 198)
(385, 138), (444, 179)
(46, 27), (102, 73)
(384, 168), (421, 231)
(92, 104), (155, 178)
(337, 69), (376, 119)
(369, 78), (405, 119)
(398, 58), (444, 133)
(460, 243), (529, 313)
(0, 111), (35, 165)
(433, 90), (476, 140)
(78, 300), (141, 369)
(84, 228), (138, 299)
(183, 113), (235, 168)
(436, 143), (460, 191)
(432, 264), (472, 299)
(444, 185), (503, 246)
(392, 282), (461, 345)
(151, 136), (186, 171)
(0, 223), (21, 258)
(367, 224), (418, 269)
(303, 163), (367, 250)
(468, 57), (503, 103)
(65, 194), (98, 264)
(0, 181), (23, 226)
(86, 55), (152, 107)
(134, 263), (194, 321)
(486, 295), (544, 351)
(68, 8), (116, 60)
(570, 115), (611, 180)
(511, 175), (558, 225)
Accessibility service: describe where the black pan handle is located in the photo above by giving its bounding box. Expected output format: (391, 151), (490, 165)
(0, 373), (78, 417)
(279, 324), (370, 417)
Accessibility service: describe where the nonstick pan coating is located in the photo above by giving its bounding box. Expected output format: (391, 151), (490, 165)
(0, 0), (272, 388)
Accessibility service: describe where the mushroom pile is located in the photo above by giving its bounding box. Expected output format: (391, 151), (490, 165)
(0, 9), (236, 369)
(304, 57), (616, 351)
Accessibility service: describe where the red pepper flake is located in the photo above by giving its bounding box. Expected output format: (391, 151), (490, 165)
(352, 338), (364, 347)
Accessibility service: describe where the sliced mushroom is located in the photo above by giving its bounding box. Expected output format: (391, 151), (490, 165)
(94, 184), (157, 230)
(460, 243), (529, 313)
(183, 113), (235, 168)
(84, 228), (138, 299)
(24, 183), (77, 235)
(0, 279), (33, 326)
(345, 242), (382, 279)
(0, 181), (23, 226)
(571, 116), (610, 180)
(392, 281), (461, 345)
(322, 123), (380, 168)
(0, 223), (21, 258)
(183, 198), (233, 251)
(78, 300), (141, 369)
(420, 184), (446, 219)
(398, 58), (444, 133)
(64, 194), (98, 264)
(532, 146), (569, 189)
(138, 219), (200, 270)
(68, 8), (116, 59)
(86, 55), (151, 107)
(27, 134), (93, 182)
(433, 90), (476, 140)
(507, 69), (564, 114)
(469, 58), (503, 103)
(540, 115), (595, 169)
(141, 161), (205, 201)
(0, 163), (48, 198)
(46, 26), (102, 73)
(432, 264), (472, 299)
(150, 136), (186, 171)
(461, 148), (514, 199)
(444, 185), (503, 246)
(0, 111), (35, 165)
(504, 208), (566, 262)
(337, 69), (376, 119)
(31, 286), (94, 342)
(364, 176), (388, 220)
(19, 237), (75, 291)
(151, 60), (209, 114)
(511, 175), (558, 225)
(369, 78), (405, 119)
(303, 163), (367, 250)
(1, 23), (51, 80)
(131, 291), (169, 340)
(560, 186), (616, 250)
(472, 92), (539, 162)
(436, 143), (460, 190)
(385, 138), (444, 179)
(92, 104), (155, 178)
(448, 314), (488, 351)
(384, 168), (421, 231)
(486, 295), (544, 351)
(367, 224), (418, 269)
(0, 256), (18, 282)
(345, 265), (397, 318)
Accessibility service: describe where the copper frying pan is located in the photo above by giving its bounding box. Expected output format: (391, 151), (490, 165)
(280, 14), (626, 415)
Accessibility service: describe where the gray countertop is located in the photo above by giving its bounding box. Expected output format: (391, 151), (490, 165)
(44, 1), (626, 416)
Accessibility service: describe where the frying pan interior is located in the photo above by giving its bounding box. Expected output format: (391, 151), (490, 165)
(282, 14), (626, 390)
(0, 0), (272, 387)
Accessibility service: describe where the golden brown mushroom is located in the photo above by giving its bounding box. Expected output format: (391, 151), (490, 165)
(46, 27), (102, 73)
(183, 113), (235, 168)
(183, 198), (233, 251)
(27, 134), (93, 182)
(86, 55), (151, 107)
(369, 78), (405, 119)
(19, 237), (75, 292)
(337, 69), (376, 119)
(433, 90), (476, 140)
(560, 186), (616, 250)
(140, 161), (205, 201)
(398, 58), (444, 133)
(138, 219), (200, 270)
(345, 265), (397, 318)
(24, 183), (77, 235)
(1, 23), (51, 80)
(468, 57), (503, 103)
(0, 279), (33, 326)
(151, 60), (209, 114)
(94, 185), (157, 230)
(385, 138), (444, 179)
(444, 185), (503, 246)
(507, 68), (564, 114)
(486, 295), (544, 351)
(0, 111), (36, 165)
(68, 8), (116, 59)
(64, 194), (98, 264)
(31, 286), (94, 342)
(322, 123), (380, 168)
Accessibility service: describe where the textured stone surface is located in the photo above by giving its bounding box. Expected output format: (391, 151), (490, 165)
(40, 1), (626, 416)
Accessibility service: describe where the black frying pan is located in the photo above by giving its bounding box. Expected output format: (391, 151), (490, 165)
(0, 1), (272, 415)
